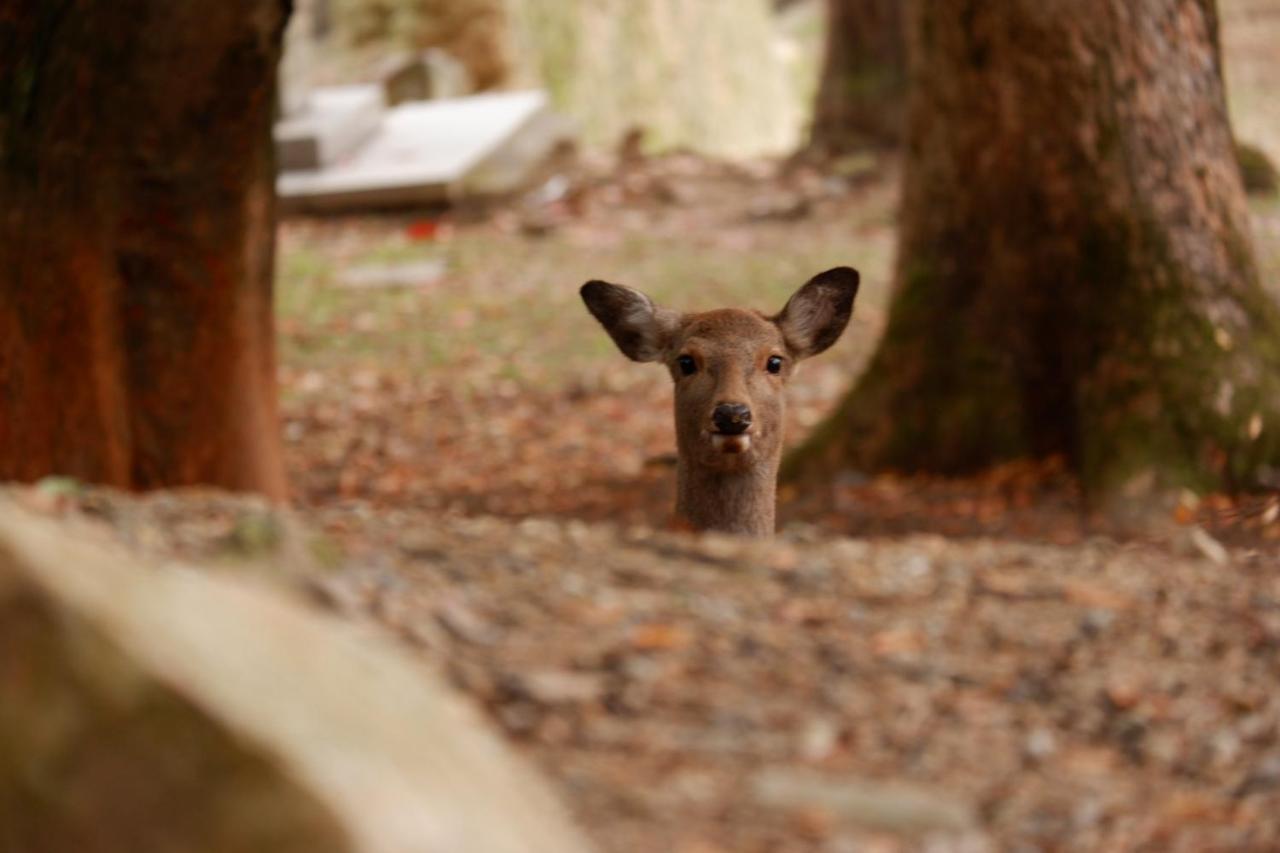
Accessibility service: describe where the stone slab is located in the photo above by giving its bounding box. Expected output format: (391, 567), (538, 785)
(275, 85), (386, 172)
(0, 501), (594, 853)
(278, 90), (570, 213)
(339, 259), (447, 289)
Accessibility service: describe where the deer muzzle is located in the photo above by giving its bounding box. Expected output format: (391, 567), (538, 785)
(712, 403), (752, 435)
(710, 403), (753, 454)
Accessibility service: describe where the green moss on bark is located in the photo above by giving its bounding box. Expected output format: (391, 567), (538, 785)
(788, 0), (1280, 499)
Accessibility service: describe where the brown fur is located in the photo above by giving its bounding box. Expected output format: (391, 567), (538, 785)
(581, 267), (859, 537)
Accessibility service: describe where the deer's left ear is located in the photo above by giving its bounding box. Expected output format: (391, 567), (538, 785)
(774, 266), (860, 359)
(580, 280), (680, 362)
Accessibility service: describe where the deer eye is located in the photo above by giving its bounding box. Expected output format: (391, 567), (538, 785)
(677, 355), (697, 376)
(766, 355), (784, 374)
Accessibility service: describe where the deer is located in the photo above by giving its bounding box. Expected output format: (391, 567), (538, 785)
(580, 267), (859, 537)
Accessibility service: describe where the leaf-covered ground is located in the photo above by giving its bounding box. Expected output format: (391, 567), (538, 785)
(17, 483), (1280, 852)
(276, 151), (894, 529)
(275, 144), (1280, 545)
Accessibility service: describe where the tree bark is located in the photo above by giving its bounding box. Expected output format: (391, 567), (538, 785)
(506, 0), (799, 157)
(0, 1), (290, 499)
(791, 0), (1280, 496)
(810, 0), (907, 150)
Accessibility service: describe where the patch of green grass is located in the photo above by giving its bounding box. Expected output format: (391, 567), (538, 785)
(274, 213), (896, 387)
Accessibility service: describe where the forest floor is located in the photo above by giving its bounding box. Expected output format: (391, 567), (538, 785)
(19, 475), (1280, 851)
(273, 143), (1280, 547)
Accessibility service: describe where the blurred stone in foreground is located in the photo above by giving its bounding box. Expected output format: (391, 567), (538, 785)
(0, 502), (591, 853)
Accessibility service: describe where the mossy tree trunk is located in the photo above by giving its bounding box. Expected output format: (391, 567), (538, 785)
(810, 0), (907, 150)
(0, 1), (290, 499)
(791, 0), (1280, 496)
(330, 0), (512, 90)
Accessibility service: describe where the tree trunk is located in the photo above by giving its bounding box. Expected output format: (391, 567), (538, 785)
(791, 0), (1280, 496)
(809, 0), (907, 150)
(0, 1), (290, 500)
(506, 0), (800, 157)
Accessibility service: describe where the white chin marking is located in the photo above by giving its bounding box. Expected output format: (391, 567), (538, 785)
(711, 434), (751, 454)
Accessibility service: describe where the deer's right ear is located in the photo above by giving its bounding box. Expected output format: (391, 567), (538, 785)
(774, 266), (860, 359)
(580, 281), (678, 362)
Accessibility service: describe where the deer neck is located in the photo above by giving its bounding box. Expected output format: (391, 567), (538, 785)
(676, 458), (778, 537)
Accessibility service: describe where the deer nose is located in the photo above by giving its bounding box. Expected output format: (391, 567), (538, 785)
(712, 403), (752, 435)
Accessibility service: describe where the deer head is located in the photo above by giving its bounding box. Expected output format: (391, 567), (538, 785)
(580, 267), (859, 537)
